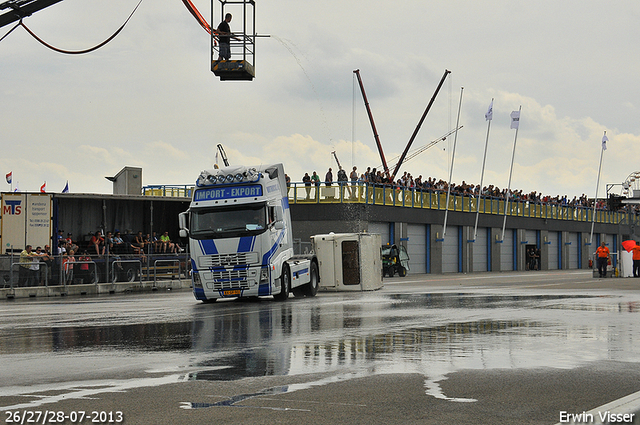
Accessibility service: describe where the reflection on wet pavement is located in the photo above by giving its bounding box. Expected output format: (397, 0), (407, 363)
(1, 292), (639, 408)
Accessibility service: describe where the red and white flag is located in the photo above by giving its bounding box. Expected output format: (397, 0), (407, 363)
(40, 182), (46, 193)
(5, 171), (11, 184)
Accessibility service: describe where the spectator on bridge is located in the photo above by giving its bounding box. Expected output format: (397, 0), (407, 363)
(302, 172), (311, 199)
(337, 166), (348, 197)
(350, 166), (358, 199)
(325, 168), (333, 187)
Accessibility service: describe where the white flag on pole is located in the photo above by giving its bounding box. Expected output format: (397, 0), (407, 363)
(510, 110), (520, 129)
(485, 100), (493, 121)
(602, 133), (608, 151)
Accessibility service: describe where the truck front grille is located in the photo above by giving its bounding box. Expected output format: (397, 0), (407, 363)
(211, 269), (250, 290)
(199, 252), (259, 268)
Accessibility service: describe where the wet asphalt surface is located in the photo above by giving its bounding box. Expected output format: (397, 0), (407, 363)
(1, 270), (640, 424)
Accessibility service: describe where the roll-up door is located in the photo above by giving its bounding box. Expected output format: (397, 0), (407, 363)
(500, 229), (515, 271)
(407, 224), (426, 274)
(568, 232), (579, 269)
(368, 222), (390, 246)
(442, 226), (459, 273)
(548, 231), (559, 269)
(472, 227), (488, 272)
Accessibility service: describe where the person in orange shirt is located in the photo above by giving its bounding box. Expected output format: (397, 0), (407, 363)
(595, 241), (610, 278)
(632, 241), (640, 278)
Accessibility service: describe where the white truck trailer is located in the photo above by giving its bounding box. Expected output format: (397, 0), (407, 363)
(179, 164), (319, 302)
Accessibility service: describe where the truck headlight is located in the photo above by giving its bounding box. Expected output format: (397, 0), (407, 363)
(193, 272), (202, 288)
(260, 267), (269, 283)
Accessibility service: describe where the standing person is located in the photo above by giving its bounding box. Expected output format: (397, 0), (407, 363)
(632, 241), (640, 278)
(325, 168), (333, 187)
(42, 245), (53, 285)
(34, 246), (51, 285)
(595, 241), (610, 278)
(311, 171), (321, 200)
(337, 166), (348, 198)
(29, 249), (41, 287)
(216, 13), (233, 60)
(350, 166), (358, 199)
(63, 250), (75, 284)
(302, 172), (311, 200)
(19, 245), (34, 287)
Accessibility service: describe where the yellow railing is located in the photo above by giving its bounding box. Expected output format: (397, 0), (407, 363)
(142, 186), (193, 198)
(142, 182), (632, 225)
(287, 182), (633, 225)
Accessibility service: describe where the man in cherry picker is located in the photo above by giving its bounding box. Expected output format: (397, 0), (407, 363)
(216, 13), (233, 60)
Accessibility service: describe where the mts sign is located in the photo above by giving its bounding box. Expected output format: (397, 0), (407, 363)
(3, 200), (22, 215)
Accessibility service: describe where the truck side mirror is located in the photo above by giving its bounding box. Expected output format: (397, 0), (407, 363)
(178, 212), (189, 237)
(274, 206), (284, 229)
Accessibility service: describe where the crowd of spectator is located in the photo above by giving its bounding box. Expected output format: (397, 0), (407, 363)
(10, 230), (184, 288)
(288, 164), (629, 212)
(54, 229), (182, 258)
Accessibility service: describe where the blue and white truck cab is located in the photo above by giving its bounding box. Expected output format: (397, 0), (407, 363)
(179, 163), (319, 302)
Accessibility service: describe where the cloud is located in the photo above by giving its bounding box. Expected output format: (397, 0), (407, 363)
(2, 0), (639, 199)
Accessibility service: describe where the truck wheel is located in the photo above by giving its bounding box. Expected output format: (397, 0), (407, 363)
(302, 261), (319, 297)
(398, 267), (407, 277)
(387, 268), (395, 278)
(274, 266), (290, 301)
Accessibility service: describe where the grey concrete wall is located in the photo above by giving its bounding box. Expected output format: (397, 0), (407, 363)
(291, 203), (633, 274)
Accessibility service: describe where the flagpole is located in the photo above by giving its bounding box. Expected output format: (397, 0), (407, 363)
(589, 131), (607, 245)
(443, 87), (464, 237)
(501, 105), (521, 242)
(474, 98), (493, 241)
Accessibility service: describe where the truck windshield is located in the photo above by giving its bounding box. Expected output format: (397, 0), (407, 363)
(190, 204), (267, 239)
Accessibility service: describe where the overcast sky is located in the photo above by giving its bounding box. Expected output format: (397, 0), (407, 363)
(2, 0), (639, 199)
